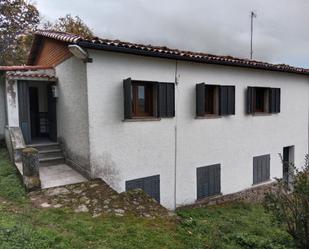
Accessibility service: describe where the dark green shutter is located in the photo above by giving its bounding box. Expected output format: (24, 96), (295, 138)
(197, 164), (221, 199)
(158, 83), (175, 118)
(123, 78), (132, 119)
(158, 83), (167, 117)
(269, 88), (280, 113)
(126, 175), (160, 202)
(219, 86), (228, 115)
(219, 85), (235, 115)
(196, 83), (205, 116)
(253, 154), (270, 184)
(247, 87), (256, 114)
(166, 83), (175, 117)
(227, 86), (235, 115)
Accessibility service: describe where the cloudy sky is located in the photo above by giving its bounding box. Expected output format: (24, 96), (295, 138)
(35, 0), (309, 68)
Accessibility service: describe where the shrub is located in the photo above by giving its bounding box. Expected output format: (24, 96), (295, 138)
(264, 155), (309, 249)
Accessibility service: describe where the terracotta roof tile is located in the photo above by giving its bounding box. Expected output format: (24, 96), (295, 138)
(33, 30), (309, 75)
(6, 72), (57, 81)
(0, 65), (54, 71)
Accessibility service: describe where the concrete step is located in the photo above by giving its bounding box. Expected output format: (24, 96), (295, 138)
(39, 149), (63, 159)
(28, 143), (61, 152)
(39, 156), (65, 167)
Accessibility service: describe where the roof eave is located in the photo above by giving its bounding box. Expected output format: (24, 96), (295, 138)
(77, 41), (309, 76)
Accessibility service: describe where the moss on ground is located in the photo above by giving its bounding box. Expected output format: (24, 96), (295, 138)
(0, 148), (295, 249)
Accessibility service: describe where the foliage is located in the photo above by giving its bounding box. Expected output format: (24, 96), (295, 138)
(0, 1), (92, 66)
(264, 156), (309, 249)
(43, 14), (93, 38)
(0, 0), (39, 65)
(0, 149), (25, 201)
(177, 202), (294, 249)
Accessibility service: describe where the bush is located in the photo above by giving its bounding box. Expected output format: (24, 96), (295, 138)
(264, 155), (309, 249)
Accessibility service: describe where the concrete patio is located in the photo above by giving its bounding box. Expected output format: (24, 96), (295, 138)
(15, 162), (87, 189)
(39, 164), (87, 189)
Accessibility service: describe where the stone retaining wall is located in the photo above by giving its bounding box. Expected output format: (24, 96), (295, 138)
(177, 182), (277, 210)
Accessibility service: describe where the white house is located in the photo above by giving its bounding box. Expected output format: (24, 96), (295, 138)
(1, 30), (309, 209)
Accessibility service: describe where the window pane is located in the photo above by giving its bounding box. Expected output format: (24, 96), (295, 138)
(138, 85), (145, 112)
(131, 82), (154, 117)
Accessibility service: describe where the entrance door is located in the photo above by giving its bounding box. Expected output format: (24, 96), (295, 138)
(283, 146), (294, 187)
(47, 85), (57, 142)
(18, 81), (31, 144)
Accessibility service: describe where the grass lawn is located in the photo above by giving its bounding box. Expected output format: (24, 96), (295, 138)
(0, 148), (294, 249)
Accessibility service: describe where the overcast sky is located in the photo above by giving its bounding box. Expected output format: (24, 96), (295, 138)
(35, 0), (309, 68)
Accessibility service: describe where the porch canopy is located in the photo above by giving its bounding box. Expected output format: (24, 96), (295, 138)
(0, 65), (57, 81)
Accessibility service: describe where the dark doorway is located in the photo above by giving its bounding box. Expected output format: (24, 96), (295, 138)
(18, 81), (57, 144)
(283, 146), (294, 187)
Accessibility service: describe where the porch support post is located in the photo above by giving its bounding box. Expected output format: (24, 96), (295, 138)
(5, 79), (19, 127)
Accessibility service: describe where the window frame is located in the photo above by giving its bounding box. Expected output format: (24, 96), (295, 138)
(247, 86), (281, 115)
(123, 78), (175, 120)
(196, 83), (235, 118)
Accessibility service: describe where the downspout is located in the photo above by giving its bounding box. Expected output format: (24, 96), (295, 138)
(174, 60), (179, 210)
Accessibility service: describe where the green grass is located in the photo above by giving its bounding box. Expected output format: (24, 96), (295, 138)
(0, 148), (294, 249)
(0, 149), (26, 202)
(177, 202), (294, 249)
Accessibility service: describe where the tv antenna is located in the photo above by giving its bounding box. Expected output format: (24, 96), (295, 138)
(250, 11), (257, 60)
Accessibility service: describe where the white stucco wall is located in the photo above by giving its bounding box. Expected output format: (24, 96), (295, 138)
(176, 63), (309, 206)
(86, 50), (309, 209)
(0, 76), (6, 139)
(56, 57), (91, 176)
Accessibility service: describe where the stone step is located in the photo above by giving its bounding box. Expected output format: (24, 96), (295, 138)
(39, 156), (65, 167)
(28, 143), (61, 152)
(39, 149), (63, 159)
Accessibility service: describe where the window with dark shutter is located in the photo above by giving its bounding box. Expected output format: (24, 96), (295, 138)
(158, 83), (175, 118)
(247, 86), (280, 114)
(123, 79), (175, 119)
(197, 164), (221, 199)
(196, 83), (235, 117)
(253, 154), (270, 184)
(126, 175), (160, 202)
